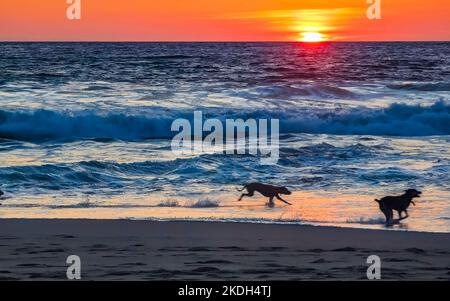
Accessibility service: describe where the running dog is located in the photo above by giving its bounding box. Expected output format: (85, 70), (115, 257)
(237, 183), (292, 206)
(375, 189), (421, 225)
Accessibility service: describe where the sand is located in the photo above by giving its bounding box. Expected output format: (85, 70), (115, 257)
(0, 219), (448, 280)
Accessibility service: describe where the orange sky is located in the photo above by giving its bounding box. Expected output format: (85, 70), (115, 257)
(0, 0), (449, 41)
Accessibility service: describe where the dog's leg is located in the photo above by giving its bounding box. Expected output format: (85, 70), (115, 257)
(397, 210), (403, 219)
(238, 190), (254, 201)
(387, 209), (394, 225)
(403, 210), (409, 219)
(276, 195), (292, 205)
(380, 207), (388, 222)
(268, 196), (275, 207)
(382, 208), (393, 226)
(238, 193), (250, 201)
(397, 210), (409, 221)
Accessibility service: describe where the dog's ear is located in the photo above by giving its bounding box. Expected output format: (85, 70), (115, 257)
(405, 189), (414, 196)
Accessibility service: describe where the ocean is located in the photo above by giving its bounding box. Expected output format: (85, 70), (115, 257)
(0, 42), (449, 232)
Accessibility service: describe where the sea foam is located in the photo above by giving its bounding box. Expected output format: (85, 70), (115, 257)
(0, 101), (448, 142)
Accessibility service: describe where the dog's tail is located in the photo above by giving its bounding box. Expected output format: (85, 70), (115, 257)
(374, 199), (380, 203)
(236, 185), (247, 192)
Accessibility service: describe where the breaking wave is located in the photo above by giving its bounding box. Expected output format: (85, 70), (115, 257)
(188, 199), (220, 208)
(0, 101), (448, 142)
(346, 217), (386, 225)
(279, 100), (450, 136)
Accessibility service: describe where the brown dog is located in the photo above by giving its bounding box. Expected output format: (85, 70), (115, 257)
(375, 189), (421, 225)
(237, 183), (292, 206)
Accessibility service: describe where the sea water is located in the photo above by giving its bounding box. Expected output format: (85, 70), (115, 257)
(0, 42), (449, 232)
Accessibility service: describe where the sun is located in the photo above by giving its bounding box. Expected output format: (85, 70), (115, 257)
(300, 32), (324, 42)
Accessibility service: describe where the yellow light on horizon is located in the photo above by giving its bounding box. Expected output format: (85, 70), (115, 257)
(300, 32), (324, 42)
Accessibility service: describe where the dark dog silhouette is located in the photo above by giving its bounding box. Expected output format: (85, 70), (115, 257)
(375, 189), (421, 225)
(237, 183), (292, 206)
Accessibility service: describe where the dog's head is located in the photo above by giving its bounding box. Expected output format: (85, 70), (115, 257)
(404, 189), (422, 198)
(279, 187), (292, 195)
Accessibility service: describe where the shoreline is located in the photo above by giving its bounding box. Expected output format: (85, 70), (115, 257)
(1, 217), (450, 234)
(1, 189), (447, 233)
(0, 218), (449, 280)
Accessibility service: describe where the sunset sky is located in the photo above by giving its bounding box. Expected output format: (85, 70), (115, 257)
(0, 0), (449, 41)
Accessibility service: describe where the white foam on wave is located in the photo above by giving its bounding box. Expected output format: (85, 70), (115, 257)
(346, 217), (385, 225)
(188, 199), (220, 208)
(0, 100), (448, 142)
(156, 200), (180, 207)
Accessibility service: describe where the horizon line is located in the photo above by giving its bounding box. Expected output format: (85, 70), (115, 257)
(1, 40), (450, 43)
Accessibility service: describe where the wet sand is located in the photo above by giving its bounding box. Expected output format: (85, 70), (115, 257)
(0, 219), (449, 280)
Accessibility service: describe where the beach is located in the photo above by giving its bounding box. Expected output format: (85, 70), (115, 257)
(0, 42), (449, 281)
(0, 219), (448, 281)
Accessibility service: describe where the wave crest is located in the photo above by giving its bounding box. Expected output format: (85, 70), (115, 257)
(0, 101), (448, 142)
(280, 100), (450, 136)
(188, 199), (220, 208)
